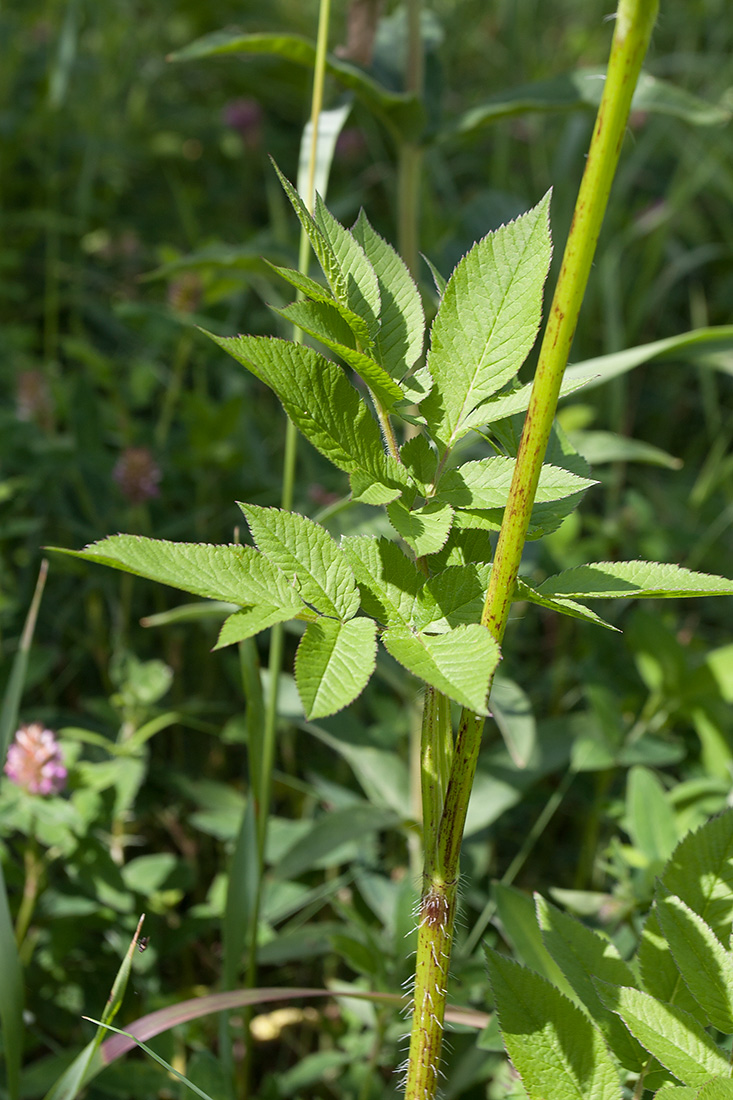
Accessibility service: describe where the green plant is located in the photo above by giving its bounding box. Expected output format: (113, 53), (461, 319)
(487, 806), (733, 1100)
(44, 4), (733, 1098)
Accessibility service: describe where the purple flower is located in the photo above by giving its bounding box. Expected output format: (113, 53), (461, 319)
(221, 98), (263, 148)
(113, 447), (161, 504)
(5, 723), (67, 796)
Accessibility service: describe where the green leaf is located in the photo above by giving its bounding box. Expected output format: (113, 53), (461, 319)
(421, 192), (552, 453)
(52, 536), (305, 610)
(272, 300), (404, 409)
(539, 562), (733, 600)
(564, 327), (733, 392)
(596, 985), (729, 1086)
(536, 895), (646, 1071)
(463, 372), (591, 430)
(569, 430), (682, 470)
(625, 766), (678, 865)
(413, 563), (489, 632)
(168, 32), (425, 141)
(399, 435), (437, 491)
(656, 894), (733, 1034)
(446, 68), (731, 139)
(485, 948), (622, 1100)
(295, 617), (378, 719)
(274, 804), (400, 880)
(696, 1082), (733, 1100)
(438, 457), (597, 509)
(351, 211), (425, 378)
(493, 885), (578, 999)
(297, 101), (352, 206)
(239, 504), (359, 620)
(207, 334), (407, 495)
(313, 194), (381, 340)
(382, 624), (500, 714)
(514, 577), (619, 632)
(270, 161), (347, 299)
(386, 498), (454, 557)
(214, 605), (304, 650)
(340, 536), (424, 627)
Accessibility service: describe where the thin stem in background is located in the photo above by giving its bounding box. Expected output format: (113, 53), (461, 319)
(397, 0), (424, 277)
(238, 2), (332, 1096)
(404, 2), (660, 1096)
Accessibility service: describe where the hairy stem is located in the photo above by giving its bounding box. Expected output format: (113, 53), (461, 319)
(403, 2), (659, 1095)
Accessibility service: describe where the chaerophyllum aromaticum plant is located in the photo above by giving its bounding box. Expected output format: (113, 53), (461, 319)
(51, 1), (733, 1096)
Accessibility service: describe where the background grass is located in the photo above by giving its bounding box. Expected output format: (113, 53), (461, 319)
(1, 2), (732, 1098)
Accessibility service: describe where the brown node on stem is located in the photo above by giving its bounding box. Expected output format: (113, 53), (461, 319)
(421, 889), (449, 932)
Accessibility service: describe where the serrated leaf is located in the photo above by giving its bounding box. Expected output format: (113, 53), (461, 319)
(52, 536), (304, 610)
(656, 894), (733, 1034)
(596, 984), (729, 1086)
(271, 162), (347, 300)
(349, 473), (402, 505)
(272, 300), (404, 409)
(422, 254), (447, 298)
(272, 300), (404, 408)
(313, 194), (380, 339)
(493, 885), (578, 999)
(539, 562), (733, 600)
(351, 211), (425, 377)
(421, 192), (552, 453)
(399, 435), (437, 491)
(295, 617), (377, 719)
(207, 334), (407, 496)
(485, 948), (622, 1100)
(382, 624), (499, 714)
(463, 372), (593, 430)
(214, 606), (305, 650)
(413, 564), (488, 632)
(238, 504), (359, 620)
(340, 536), (424, 627)
(514, 577), (619, 632)
(438, 457), (597, 509)
(536, 895), (646, 1070)
(696, 1081), (733, 1100)
(387, 499), (454, 557)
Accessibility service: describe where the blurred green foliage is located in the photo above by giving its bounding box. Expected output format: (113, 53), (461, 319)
(1, 1), (732, 1097)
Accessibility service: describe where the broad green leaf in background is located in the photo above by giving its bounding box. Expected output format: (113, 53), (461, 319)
(536, 895), (645, 1071)
(339, 535), (424, 627)
(656, 894), (733, 1034)
(539, 562), (733, 600)
(485, 948), (622, 1100)
(351, 211), (425, 379)
(208, 335), (407, 495)
(51, 537), (303, 610)
(595, 985), (729, 1087)
(274, 805), (400, 880)
(239, 504), (359, 621)
(625, 766), (678, 866)
(167, 32), (425, 142)
(446, 68), (731, 139)
(564, 327), (733, 392)
(297, 101), (352, 206)
(421, 192), (552, 454)
(382, 624), (500, 714)
(295, 616), (378, 719)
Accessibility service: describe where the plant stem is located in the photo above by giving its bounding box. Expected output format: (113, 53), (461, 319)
(239, 2), (332, 1096)
(404, 2), (659, 1095)
(397, 0), (423, 277)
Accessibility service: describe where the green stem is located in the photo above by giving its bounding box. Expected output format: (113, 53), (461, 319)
(239, 2), (332, 1095)
(404, 3), (658, 1095)
(396, 0), (423, 277)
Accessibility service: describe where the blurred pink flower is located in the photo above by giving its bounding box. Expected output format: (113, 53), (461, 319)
(5, 723), (67, 796)
(113, 446), (161, 504)
(222, 98), (263, 148)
